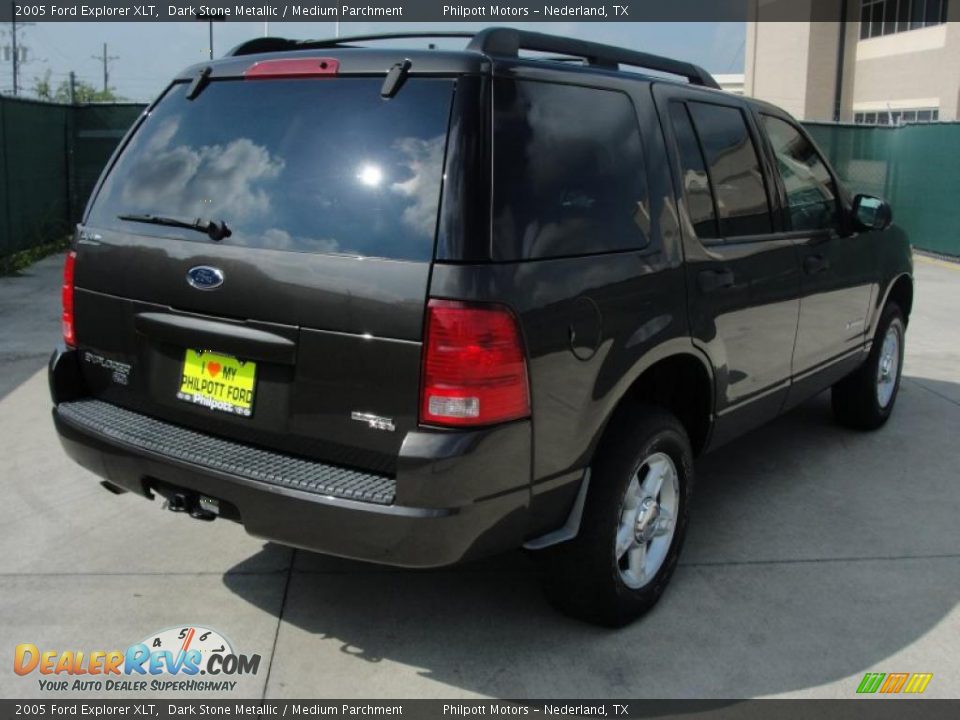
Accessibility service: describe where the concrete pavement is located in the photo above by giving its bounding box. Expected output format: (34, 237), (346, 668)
(1, 253), (957, 700)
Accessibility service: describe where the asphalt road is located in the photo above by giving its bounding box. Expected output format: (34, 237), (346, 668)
(1, 252), (957, 700)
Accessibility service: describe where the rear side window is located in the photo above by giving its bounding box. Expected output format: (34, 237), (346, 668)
(669, 102), (718, 239)
(86, 78), (454, 261)
(761, 115), (840, 233)
(492, 79), (650, 260)
(687, 102), (772, 238)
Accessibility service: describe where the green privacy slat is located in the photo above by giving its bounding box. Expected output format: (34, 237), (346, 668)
(0, 97), (145, 258)
(804, 121), (960, 257)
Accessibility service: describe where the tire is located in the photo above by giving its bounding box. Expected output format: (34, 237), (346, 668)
(832, 302), (905, 430)
(537, 407), (694, 627)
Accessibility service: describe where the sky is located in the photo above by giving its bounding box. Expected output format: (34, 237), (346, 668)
(0, 21), (746, 102)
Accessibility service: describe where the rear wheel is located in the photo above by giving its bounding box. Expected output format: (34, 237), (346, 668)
(538, 408), (693, 627)
(832, 302), (905, 430)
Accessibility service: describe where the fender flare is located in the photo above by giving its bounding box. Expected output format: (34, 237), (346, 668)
(870, 272), (914, 339)
(526, 340), (716, 550)
(589, 337), (716, 461)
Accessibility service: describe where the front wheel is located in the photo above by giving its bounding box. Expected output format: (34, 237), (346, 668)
(832, 302), (905, 430)
(537, 407), (693, 627)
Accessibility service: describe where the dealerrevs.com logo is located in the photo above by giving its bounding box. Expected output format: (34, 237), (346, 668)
(14, 626), (261, 693)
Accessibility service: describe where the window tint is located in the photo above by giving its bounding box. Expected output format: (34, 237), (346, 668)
(492, 79), (649, 260)
(762, 116), (840, 233)
(669, 102), (718, 239)
(87, 78), (454, 261)
(687, 102), (772, 237)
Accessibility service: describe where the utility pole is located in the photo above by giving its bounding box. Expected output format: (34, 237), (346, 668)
(68, 71), (76, 104)
(11, 1), (18, 95)
(92, 42), (118, 94)
(195, 14), (223, 59)
(7, 3), (33, 96)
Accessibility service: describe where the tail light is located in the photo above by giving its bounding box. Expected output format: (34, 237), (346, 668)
(420, 300), (530, 427)
(62, 251), (76, 347)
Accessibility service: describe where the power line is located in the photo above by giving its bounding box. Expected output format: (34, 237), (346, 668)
(27, 23), (73, 64)
(725, 37), (746, 73)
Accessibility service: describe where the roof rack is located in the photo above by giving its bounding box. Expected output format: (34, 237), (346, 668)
(226, 27), (720, 90)
(467, 28), (720, 88)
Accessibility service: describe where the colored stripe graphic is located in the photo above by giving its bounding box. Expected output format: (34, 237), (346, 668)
(857, 673), (885, 694)
(904, 673), (934, 694)
(857, 672), (933, 694)
(880, 673), (909, 693)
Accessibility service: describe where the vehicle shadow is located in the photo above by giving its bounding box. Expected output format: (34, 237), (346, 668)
(224, 377), (959, 699)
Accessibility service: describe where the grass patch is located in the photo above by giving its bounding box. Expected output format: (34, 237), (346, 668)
(0, 236), (71, 276)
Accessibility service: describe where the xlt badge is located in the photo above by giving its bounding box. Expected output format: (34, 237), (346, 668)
(350, 412), (395, 432)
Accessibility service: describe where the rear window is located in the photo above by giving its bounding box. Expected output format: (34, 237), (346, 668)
(86, 77), (454, 261)
(492, 79), (650, 260)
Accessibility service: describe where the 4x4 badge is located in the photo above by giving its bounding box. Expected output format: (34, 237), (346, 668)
(187, 266), (225, 290)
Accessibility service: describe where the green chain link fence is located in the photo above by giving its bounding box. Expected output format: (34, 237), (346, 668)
(805, 121), (960, 257)
(0, 96), (144, 259)
(0, 97), (957, 260)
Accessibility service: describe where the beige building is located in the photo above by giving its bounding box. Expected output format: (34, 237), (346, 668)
(714, 73), (746, 95)
(745, 0), (960, 123)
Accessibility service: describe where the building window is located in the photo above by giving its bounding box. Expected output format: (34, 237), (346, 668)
(854, 108), (940, 124)
(860, 0), (948, 39)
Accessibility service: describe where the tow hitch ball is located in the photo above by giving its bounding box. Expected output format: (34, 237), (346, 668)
(163, 491), (218, 521)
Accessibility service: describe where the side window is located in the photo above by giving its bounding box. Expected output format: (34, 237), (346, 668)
(687, 102), (773, 237)
(761, 115), (840, 233)
(669, 102), (718, 239)
(492, 79), (650, 260)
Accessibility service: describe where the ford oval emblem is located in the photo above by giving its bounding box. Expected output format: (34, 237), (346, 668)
(186, 266), (224, 290)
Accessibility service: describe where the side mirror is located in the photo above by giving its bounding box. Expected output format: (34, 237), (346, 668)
(852, 194), (892, 231)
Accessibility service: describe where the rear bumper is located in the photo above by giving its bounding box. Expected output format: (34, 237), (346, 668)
(49, 348), (533, 568)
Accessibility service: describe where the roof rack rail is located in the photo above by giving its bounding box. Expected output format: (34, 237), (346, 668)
(467, 28), (720, 89)
(227, 32), (475, 57)
(226, 27), (721, 90)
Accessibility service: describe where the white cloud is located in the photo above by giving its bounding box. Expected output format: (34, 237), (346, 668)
(390, 134), (445, 238)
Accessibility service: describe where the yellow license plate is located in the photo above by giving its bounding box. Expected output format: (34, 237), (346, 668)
(177, 349), (256, 417)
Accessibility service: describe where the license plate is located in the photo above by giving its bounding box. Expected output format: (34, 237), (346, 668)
(177, 349), (256, 417)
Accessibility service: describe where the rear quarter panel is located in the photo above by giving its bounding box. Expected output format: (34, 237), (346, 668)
(429, 66), (693, 533)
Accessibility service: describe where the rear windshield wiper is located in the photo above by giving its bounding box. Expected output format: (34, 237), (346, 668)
(118, 214), (231, 241)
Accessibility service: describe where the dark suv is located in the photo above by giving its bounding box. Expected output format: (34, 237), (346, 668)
(49, 28), (913, 626)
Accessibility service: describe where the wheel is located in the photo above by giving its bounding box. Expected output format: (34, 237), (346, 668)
(537, 407), (693, 627)
(832, 302), (905, 430)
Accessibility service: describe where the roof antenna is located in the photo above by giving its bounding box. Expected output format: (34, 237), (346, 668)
(380, 59), (412, 99)
(186, 66), (213, 101)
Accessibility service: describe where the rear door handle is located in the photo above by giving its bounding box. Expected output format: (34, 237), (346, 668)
(698, 268), (735, 293)
(804, 254), (830, 275)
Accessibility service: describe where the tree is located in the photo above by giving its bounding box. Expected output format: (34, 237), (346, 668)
(33, 70), (52, 100)
(33, 69), (124, 103)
